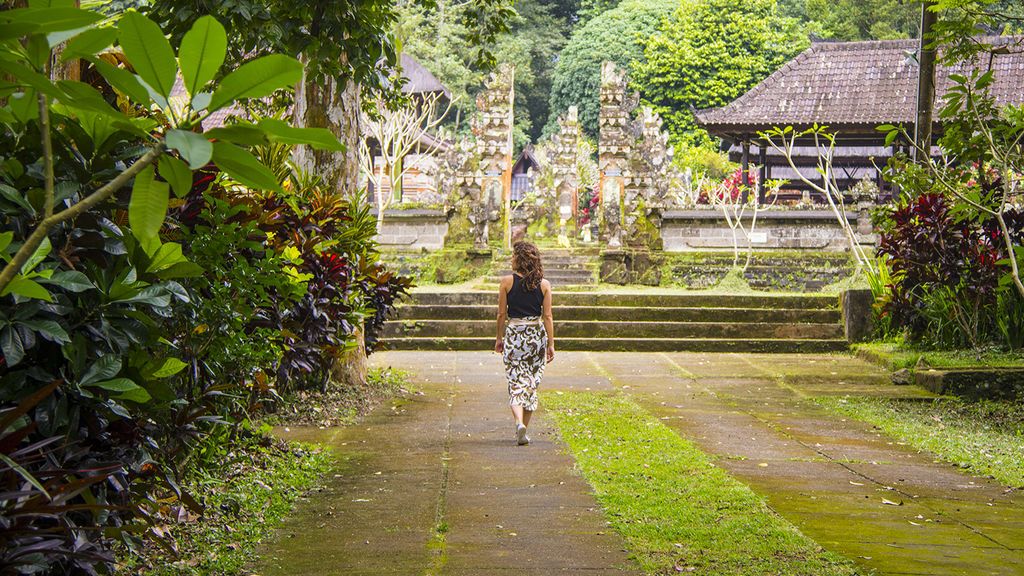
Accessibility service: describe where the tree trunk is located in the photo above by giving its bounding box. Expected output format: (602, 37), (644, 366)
(914, 1), (938, 161)
(294, 68), (368, 388)
(294, 70), (361, 196)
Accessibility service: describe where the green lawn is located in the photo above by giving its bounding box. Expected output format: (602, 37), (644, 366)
(815, 396), (1024, 488)
(545, 391), (860, 576)
(854, 342), (1024, 371)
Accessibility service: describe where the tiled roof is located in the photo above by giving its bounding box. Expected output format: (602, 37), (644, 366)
(696, 36), (1024, 129)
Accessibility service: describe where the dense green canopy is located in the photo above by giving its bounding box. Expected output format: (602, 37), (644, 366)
(546, 0), (677, 139)
(633, 0), (808, 147)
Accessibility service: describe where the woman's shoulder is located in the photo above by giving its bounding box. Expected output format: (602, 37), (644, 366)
(499, 274), (515, 288)
(540, 278), (551, 291)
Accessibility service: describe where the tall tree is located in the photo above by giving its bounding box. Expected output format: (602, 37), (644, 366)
(146, 0), (511, 386)
(148, 0), (512, 193)
(633, 0), (807, 147)
(801, 0), (921, 40)
(546, 0), (677, 139)
(400, 0), (566, 148)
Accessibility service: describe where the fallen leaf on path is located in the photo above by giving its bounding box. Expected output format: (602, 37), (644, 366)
(881, 498), (903, 506)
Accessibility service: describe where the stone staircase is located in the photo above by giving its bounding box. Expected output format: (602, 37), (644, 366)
(488, 250), (599, 288)
(383, 291), (849, 352)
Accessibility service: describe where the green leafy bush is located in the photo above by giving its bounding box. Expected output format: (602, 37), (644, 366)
(545, 0), (676, 139)
(0, 6), (363, 573)
(633, 0), (806, 147)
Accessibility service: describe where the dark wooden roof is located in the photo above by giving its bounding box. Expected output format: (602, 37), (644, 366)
(512, 146), (542, 174)
(696, 36), (1024, 133)
(400, 54), (449, 97)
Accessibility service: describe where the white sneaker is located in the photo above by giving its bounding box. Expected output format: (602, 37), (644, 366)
(516, 424), (529, 446)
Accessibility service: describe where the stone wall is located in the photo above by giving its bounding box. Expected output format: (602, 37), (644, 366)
(662, 210), (863, 252)
(375, 209), (449, 251)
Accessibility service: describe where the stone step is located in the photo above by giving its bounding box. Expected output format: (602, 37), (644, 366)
(489, 273), (598, 285)
(380, 337), (849, 353)
(407, 291), (839, 310)
(396, 304), (841, 324)
(384, 319), (845, 340)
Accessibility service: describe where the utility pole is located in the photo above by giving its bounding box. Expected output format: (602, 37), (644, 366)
(914, 0), (938, 161)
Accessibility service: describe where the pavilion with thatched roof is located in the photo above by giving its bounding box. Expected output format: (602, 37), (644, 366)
(695, 36), (1024, 201)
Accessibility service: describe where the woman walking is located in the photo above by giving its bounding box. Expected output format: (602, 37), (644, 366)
(495, 241), (555, 446)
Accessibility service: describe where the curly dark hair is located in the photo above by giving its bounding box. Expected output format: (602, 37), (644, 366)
(512, 241), (544, 291)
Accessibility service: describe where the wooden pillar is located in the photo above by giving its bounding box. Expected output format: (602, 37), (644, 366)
(741, 139), (750, 204)
(757, 143), (767, 204)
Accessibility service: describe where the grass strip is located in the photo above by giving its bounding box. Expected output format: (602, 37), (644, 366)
(815, 396), (1024, 488)
(120, 437), (332, 575)
(854, 342), (1024, 370)
(545, 391), (859, 576)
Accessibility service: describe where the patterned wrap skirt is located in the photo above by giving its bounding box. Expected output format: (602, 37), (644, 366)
(503, 317), (548, 411)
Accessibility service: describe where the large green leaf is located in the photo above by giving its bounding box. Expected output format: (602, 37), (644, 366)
(154, 261), (205, 280)
(208, 54), (302, 112)
(0, 327), (24, 367)
(166, 129), (212, 169)
(0, 183), (33, 213)
(1, 276), (52, 302)
(56, 80), (132, 123)
(87, 378), (151, 403)
(160, 155), (192, 199)
(211, 141), (281, 192)
(204, 124), (268, 147)
(117, 12), (176, 100)
(179, 15), (226, 97)
(91, 58), (150, 105)
(60, 26), (117, 62)
(145, 242), (188, 274)
(29, 0), (77, 7)
(259, 118), (344, 151)
(41, 270), (92, 292)
(117, 285), (171, 307)
(80, 355), (121, 386)
(21, 236), (51, 274)
(0, 60), (64, 100)
(1, 7), (102, 33)
(128, 166), (169, 246)
(0, 231), (12, 253)
(18, 318), (70, 344)
(152, 357), (187, 378)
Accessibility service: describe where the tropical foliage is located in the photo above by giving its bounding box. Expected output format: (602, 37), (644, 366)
(634, 0), (807, 148)
(0, 5), (408, 573)
(546, 0), (676, 139)
(872, 11), (1024, 350)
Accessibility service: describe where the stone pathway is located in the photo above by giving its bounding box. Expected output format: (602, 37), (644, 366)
(256, 352), (638, 575)
(255, 351), (1024, 576)
(591, 351), (1024, 576)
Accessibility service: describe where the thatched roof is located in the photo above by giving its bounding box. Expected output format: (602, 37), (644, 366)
(696, 36), (1024, 133)
(400, 54), (449, 97)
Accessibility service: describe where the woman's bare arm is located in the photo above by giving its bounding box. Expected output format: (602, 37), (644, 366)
(542, 279), (554, 362)
(495, 275), (511, 353)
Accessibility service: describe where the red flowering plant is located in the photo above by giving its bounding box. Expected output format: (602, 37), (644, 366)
(577, 184), (600, 226)
(700, 168), (758, 204)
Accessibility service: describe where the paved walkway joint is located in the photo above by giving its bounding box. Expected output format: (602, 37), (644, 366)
(255, 351), (1024, 576)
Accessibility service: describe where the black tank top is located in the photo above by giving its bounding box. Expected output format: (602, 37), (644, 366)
(507, 274), (544, 318)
